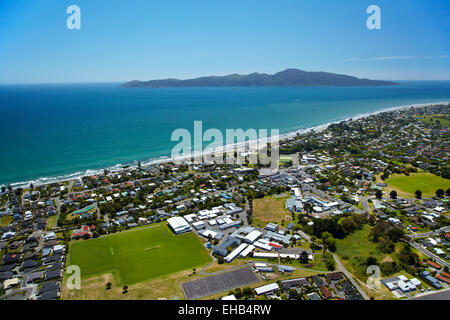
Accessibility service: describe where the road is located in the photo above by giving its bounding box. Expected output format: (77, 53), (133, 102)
(408, 287), (450, 300)
(333, 254), (370, 300)
(407, 240), (450, 269)
(408, 226), (450, 239)
(361, 197), (370, 212)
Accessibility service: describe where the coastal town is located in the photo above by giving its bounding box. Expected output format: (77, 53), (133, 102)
(0, 103), (449, 300)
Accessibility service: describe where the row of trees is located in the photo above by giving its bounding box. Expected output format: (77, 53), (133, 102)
(376, 188), (450, 200)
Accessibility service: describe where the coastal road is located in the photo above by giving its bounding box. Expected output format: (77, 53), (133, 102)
(333, 254), (370, 300)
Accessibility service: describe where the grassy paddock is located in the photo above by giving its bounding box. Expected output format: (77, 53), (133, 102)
(46, 215), (58, 230)
(67, 223), (212, 286)
(252, 196), (291, 227)
(0, 215), (12, 226)
(385, 172), (450, 198)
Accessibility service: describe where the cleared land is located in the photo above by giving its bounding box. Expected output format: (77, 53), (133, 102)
(335, 225), (396, 300)
(67, 223), (212, 286)
(252, 196), (292, 227)
(46, 215), (57, 230)
(385, 172), (450, 198)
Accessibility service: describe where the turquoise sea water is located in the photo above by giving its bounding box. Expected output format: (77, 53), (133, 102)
(0, 81), (449, 186)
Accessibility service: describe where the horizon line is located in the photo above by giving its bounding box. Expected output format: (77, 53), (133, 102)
(1, 79), (450, 86)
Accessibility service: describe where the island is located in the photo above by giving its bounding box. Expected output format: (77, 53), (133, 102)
(121, 68), (398, 88)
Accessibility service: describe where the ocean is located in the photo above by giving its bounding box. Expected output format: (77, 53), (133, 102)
(0, 80), (449, 187)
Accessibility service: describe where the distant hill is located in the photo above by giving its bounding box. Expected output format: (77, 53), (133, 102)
(122, 69), (398, 88)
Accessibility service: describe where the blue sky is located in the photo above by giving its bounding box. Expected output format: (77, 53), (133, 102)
(0, 0), (449, 83)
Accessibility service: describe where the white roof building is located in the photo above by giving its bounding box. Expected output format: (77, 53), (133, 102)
(253, 241), (272, 251)
(239, 245), (255, 258)
(3, 278), (20, 289)
(225, 243), (248, 263)
(410, 278), (421, 286)
(244, 230), (262, 244)
(192, 221), (206, 230)
(255, 283), (280, 295)
(167, 216), (191, 234)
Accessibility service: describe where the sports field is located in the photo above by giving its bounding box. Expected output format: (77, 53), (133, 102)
(68, 224), (212, 286)
(418, 114), (450, 128)
(385, 172), (450, 198)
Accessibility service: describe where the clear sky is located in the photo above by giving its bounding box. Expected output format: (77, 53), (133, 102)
(0, 0), (449, 84)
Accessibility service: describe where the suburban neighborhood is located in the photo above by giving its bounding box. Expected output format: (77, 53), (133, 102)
(1, 103), (449, 301)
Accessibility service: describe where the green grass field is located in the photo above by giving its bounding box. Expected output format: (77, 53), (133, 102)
(336, 225), (380, 261)
(0, 215), (12, 226)
(385, 172), (450, 197)
(68, 223), (212, 286)
(279, 155), (293, 164)
(418, 114), (450, 128)
(46, 215), (58, 230)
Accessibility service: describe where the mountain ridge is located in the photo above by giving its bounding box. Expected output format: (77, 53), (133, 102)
(122, 68), (398, 88)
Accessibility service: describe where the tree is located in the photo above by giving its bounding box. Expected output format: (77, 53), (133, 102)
(323, 252), (335, 271)
(389, 190), (397, 199)
(341, 216), (358, 235)
(387, 228), (405, 242)
(415, 190), (422, 199)
(378, 237), (395, 253)
(106, 282), (112, 290)
(242, 287), (253, 298)
(288, 288), (301, 300)
(217, 256), (224, 264)
(234, 288), (242, 299)
(299, 251), (309, 264)
(436, 189), (444, 198)
(366, 256), (378, 266)
(375, 189), (383, 199)
(122, 285), (128, 294)
(398, 244), (418, 266)
(446, 188), (450, 197)
(322, 234), (337, 253)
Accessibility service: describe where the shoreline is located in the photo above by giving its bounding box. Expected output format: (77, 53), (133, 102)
(3, 100), (449, 189)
